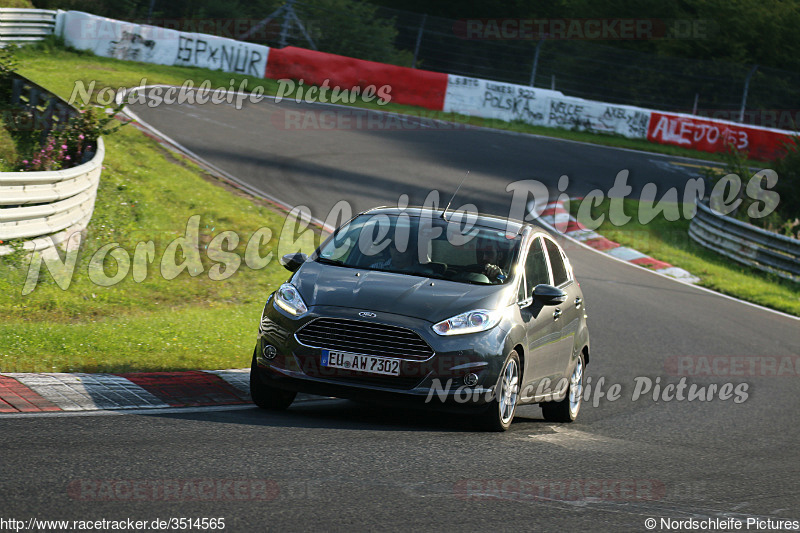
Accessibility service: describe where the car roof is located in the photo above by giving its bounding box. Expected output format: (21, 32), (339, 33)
(362, 206), (539, 235)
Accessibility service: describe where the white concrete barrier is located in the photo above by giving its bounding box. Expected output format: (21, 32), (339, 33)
(60, 11), (269, 78)
(545, 96), (651, 139)
(443, 74), (562, 126)
(443, 74), (652, 139)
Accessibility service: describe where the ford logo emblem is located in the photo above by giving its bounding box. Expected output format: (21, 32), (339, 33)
(358, 312), (377, 318)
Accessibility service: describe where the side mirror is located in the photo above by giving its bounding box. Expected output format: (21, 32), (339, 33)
(280, 253), (307, 272)
(533, 284), (567, 306)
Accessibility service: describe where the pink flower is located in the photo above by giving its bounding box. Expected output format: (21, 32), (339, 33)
(61, 145), (68, 150)
(78, 134), (85, 140)
(65, 156), (71, 160)
(22, 160), (28, 165)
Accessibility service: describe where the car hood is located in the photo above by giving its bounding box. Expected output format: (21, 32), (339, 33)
(292, 261), (512, 322)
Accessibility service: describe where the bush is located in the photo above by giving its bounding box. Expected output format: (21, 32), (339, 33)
(0, 117), (18, 171)
(296, 0), (414, 66)
(705, 141), (800, 239)
(0, 44), (127, 171)
(771, 137), (800, 223)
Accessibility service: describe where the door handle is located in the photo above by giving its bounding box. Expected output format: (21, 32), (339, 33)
(553, 308), (562, 320)
(574, 297), (582, 309)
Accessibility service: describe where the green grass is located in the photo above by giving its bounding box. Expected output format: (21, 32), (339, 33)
(0, 117), (18, 171)
(0, 0), (35, 7)
(571, 198), (800, 316)
(0, 306), (264, 373)
(0, 110), (319, 373)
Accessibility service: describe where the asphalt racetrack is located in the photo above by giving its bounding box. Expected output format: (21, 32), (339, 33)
(2, 97), (798, 532)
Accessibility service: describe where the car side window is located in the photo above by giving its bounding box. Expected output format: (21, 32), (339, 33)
(544, 238), (570, 286)
(520, 237), (549, 301)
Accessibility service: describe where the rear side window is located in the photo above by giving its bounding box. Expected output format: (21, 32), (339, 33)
(520, 237), (550, 300)
(544, 239), (570, 287)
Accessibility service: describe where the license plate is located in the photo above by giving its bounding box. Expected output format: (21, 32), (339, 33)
(321, 350), (401, 376)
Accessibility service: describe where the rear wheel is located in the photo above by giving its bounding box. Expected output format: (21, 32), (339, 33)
(477, 351), (520, 432)
(541, 353), (584, 423)
(250, 349), (296, 410)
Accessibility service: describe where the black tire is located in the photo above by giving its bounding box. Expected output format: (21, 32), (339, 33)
(477, 351), (521, 432)
(250, 349), (296, 410)
(541, 352), (584, 423)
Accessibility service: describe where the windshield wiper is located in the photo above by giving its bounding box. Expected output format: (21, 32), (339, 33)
(315, 257), (346, 267)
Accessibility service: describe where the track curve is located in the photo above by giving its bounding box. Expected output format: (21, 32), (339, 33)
(1, 96), (797, 532)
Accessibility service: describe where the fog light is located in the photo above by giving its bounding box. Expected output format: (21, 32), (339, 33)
(464, 373), (479, 386)
(262, 344), (277, 360)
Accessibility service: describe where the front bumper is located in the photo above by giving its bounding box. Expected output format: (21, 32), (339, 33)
(253, 298), (509, 407)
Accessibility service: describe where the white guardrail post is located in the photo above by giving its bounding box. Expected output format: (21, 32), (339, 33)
(0, 8), (57, 45)
(688, 199), (800, 283)
(0, 74), (105, 257)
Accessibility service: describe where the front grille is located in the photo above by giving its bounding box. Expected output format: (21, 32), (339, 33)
(295, 317), (434, 360)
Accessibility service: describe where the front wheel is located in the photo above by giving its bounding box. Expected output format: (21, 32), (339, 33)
(250, 349), (296, 410)
(477, 351), (520, 432)
(541, 353), (584, 422)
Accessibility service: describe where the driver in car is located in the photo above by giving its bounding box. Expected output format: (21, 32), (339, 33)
(476, 237), (508, 283)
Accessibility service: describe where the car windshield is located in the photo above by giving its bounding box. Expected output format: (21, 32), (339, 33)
(315, 213), (522, 285)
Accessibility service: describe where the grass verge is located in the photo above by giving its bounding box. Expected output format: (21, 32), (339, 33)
(0, 0), (35, 7)
(0, 121), (321, 372)
(1, 46), (331, 371)
(571, 198), (800, 316)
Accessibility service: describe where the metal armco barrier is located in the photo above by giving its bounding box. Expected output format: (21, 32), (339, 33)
(688, 200), (800, 283)
(0, 8), (57, 45)
(9, 74), (75, 139)
(0, 74), (104, 257)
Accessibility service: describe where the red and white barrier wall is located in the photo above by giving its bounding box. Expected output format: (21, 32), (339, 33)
(265, 46), (448, 110)
(647, 112), (794, 161)
(57, 10), (796, 160)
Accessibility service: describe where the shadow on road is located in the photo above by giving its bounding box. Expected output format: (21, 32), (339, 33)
(142, 399), (553, 433)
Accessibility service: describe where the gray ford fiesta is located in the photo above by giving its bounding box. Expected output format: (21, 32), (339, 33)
(251, 206), (590, 431)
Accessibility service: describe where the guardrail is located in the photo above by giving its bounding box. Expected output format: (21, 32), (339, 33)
(0, 8), (57, 45)
(0, 73), (104, 257)
(8, 73), (74, 140)
(688, 200), (800, 283)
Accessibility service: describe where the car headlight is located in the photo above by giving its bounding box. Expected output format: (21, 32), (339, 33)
(273, 283), (308, 316)
(432, 309), (502, 336)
